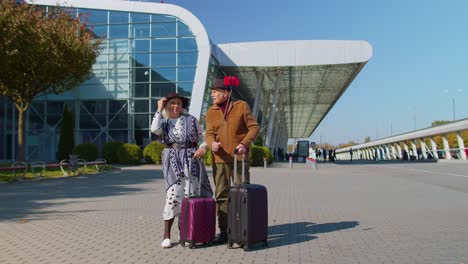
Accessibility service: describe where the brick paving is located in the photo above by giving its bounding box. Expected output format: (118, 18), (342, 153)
(1, 162), (467, 264)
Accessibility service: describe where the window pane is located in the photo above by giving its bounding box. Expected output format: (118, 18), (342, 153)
(109, 130), (128, 142)
(47, 101), (64, 114)
(130, 23), (150, 38)
(130, 13), (150, 23)
(151, 22), (176, 37)
(135, 83), (150, 97)
(151, 68), (176, 82)
(152, 14), (176, 22)
(178, 67), (196, 82)
(151, 82), (176, 97)
(109, 39), (129, 54)
(109, 114), (128, 128)
(177, 82), (194, 95)
(134, 114), (149, 129)
(178, 52), (197, 66)
(109, 11), (128, 24)
(31, 102), (45, 115)
(84, 70), (107, 85)
(134, 68), (150, 83)
(93, 54), (108, 70)
(79, 9), (107, 25)
(109, 24), (129, 39)
(179, 38), (196, 51)
(178, 21), (193, 36)
(134, 100), (149, 113)
(96, 41), (108, 55)
(109, 100), (127, 113)
(109, 69), (129, 83)
(90, 25), (107, 38)
(132, 54), (149, 67)
(132, 39), (150, 53)
(80, 114), (100, 129)
(82, 101), (106, 114)
(151, 53), (176, 67)
(152, 38), (176, 52)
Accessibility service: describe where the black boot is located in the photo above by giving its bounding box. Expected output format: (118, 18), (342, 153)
(213, 232), (227, 245)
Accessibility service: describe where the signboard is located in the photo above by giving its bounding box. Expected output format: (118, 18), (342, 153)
(296, 140), (310, 157)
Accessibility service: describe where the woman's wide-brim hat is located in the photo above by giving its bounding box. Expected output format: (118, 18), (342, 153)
(165, 92), (189, 109)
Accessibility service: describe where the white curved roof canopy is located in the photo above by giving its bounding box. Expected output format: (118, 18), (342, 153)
(213, 40), (372, 139)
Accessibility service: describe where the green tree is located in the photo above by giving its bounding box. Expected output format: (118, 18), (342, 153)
(364, 136), (371, 143)
(431, 120), (450, 127)
(57, 105), (74, 161)
(0, 0), (100, 161)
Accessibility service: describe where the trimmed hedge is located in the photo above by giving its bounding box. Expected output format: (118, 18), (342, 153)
(73, 143), (98, 161)
(262, 146), (273, 165)
(102, 141), (123, 164)
(143, 141), (166, 164)
(57, 105), (75, 161)
(117, 143), (142, 165)
(249, 144), (273, 166)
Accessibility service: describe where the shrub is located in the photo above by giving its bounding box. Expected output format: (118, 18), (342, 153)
(262, 146), (273, 164)
(57, 105), (74, 161)
(102, 141), (123, 164)
(250, 144), (265, 167)
(249, 145), (273, 166)
(73, 143), (98, 161)
(143, 141), (166, 164)
(117, 143), (142, 165)
(254, 134), (264, 146)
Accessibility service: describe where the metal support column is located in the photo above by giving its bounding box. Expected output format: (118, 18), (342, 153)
(265, 72), (281, 148)
(456, 131), (467, 160)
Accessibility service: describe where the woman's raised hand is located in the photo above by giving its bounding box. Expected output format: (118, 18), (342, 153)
(157, 97), (167, 112)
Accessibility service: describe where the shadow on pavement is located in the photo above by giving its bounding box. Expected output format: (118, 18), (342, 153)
(0, 168), (164, 222)
(248, 221), (360, 251)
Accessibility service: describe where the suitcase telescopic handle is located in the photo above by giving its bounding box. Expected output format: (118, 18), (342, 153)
(187, 153), (204, 197)
(233, 149), (246, 186)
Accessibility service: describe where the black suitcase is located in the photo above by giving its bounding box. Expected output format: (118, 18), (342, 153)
(227, 150), (268, 251)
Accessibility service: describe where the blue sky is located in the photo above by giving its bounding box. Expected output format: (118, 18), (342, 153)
(159, 0), (468, 145)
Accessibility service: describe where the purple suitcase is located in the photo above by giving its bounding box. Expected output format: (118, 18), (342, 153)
(180, 158), (216, 248)
(227, 151), (268, 251)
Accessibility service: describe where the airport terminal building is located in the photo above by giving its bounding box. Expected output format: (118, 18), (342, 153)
(0, 0), (372, 161)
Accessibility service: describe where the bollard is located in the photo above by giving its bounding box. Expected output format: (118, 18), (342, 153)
(289, 155), (293, 168)
(264, 157), (267, 168)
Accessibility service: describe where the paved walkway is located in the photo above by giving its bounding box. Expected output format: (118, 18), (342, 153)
(1, 162), (467, 264)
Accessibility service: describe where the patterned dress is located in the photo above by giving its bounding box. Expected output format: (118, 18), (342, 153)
(151, 113), (213, 220)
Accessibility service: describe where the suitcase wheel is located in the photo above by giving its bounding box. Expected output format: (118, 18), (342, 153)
(227, 242), (233, 249)
(262, 241), (269, 247)
(188, 242), (195, 249)
(243, 245), (250, 252)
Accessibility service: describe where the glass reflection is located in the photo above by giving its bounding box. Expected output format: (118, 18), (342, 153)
(152, 38), (176, 52)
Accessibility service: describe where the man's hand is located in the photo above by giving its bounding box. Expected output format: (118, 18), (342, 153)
(236, 144), (246, 155)
(212, 142), (221, 152)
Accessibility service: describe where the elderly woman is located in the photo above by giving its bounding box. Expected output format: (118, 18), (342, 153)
(150, 92), (213, 248)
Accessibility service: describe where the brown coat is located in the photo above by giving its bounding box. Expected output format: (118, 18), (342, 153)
(205, 100), (259, 163)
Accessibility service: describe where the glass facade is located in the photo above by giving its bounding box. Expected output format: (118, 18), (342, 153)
(0, 6), (199, 161)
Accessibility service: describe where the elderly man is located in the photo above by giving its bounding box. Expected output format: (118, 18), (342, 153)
(205, 78), (259, 244)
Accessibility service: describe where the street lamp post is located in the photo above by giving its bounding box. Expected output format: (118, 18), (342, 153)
(444, 89), (463, 121)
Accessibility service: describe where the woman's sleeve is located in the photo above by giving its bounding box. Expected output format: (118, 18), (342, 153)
(150, 112), (163, 135)
(195, 120), (207, 149)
